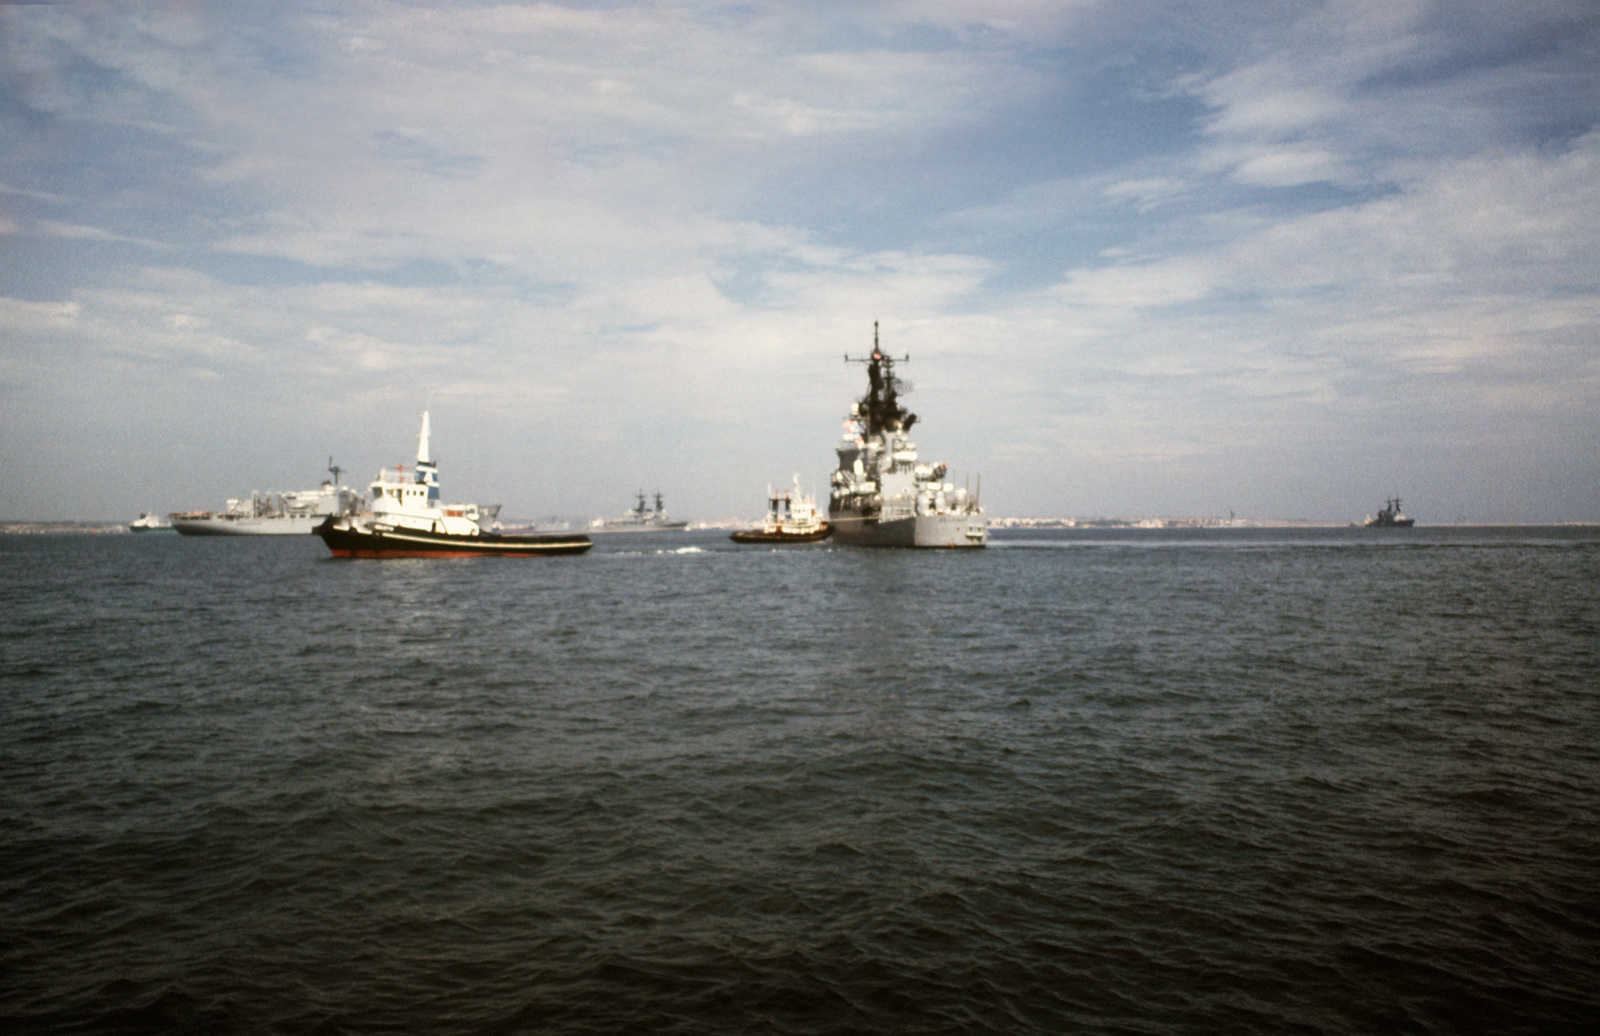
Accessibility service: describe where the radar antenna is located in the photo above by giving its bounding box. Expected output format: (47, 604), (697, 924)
(844, 321), (916, 436)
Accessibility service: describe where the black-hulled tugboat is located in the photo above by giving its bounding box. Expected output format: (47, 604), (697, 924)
(828, 324), (987, 548)
(1364, 496), (1416, 527)
(315, 412), (592, 558)
(730, 475), (831, 543)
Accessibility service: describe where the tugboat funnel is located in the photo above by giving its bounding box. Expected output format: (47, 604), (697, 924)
(417, 410), (432, 466)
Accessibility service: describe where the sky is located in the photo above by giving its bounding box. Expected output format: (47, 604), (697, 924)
(2, 0), (1597, 524)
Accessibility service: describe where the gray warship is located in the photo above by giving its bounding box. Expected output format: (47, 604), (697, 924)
(1364, 496), (1415, 527)
(828, 324), (987, 548)
(589, 490), (689, 532)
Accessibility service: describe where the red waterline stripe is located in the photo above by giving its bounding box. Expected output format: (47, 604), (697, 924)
(329, 549), (562, 558)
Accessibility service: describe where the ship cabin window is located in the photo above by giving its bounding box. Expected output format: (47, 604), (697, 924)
(373, 487), (383, 498)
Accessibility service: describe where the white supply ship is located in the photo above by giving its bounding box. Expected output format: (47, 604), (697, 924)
(828, 324), (987, 548)
(170, 460), (363, 535)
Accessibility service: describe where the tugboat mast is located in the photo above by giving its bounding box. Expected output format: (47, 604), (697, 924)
(414, 410), (439, 503)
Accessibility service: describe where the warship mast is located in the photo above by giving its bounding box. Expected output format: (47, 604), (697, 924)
(844, 321), (916, 437)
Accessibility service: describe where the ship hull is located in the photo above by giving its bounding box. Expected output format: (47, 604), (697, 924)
(729, 524), (831, 544)
(315, 519), (592, 558)
(829, 511), (986, 548)
(171, 515), (325, 536)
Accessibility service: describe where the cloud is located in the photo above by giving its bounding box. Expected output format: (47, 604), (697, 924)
(0, 1), (215, 124)
(0, 296), (80, 335)
(2, 1), (1598, 521)
(1054, 259), (1213, 309)
(1226, 146), (1352, 187)
(31, 219), (170, 247)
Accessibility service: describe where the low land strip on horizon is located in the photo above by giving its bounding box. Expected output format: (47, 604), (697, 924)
(7, 518), (1596, 535)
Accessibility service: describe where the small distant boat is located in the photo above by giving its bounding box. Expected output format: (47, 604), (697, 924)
(1364, 496), (1415, 527)
(730, 475), (831, 544)
(315, 412), (593, 558)
(129, 512), (175, 533)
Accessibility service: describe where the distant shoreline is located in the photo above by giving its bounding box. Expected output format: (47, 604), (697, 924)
(5, 519), (1598, 535)
(2, 522), (136, 535)
(987, 519), (1600, 530)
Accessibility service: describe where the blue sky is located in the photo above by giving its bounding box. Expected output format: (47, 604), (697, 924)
(3, 0), (1597, 523)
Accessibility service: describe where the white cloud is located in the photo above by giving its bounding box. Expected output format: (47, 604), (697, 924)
(0, 296), (81, 335)
(32, 220), (170, 248)
(0, 2), (216, 124)
(1054, 259), (1214, 309)
(884, 0), (1101, 38)
(2, 1), (1598, 521)
(1227, 146), (1351, 187)
(159, 0), (1033, 302)
(1102, 176), (1190, 211)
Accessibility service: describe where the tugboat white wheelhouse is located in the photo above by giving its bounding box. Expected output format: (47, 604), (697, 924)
(828, 324), (987, 548)
(314, 412), (592, 558)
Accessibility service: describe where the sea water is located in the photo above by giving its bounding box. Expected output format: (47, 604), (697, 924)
(2, 527), (1597, 1034)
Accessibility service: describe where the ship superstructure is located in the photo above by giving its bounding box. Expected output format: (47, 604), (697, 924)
(590, 490), (688, 532)
(1364, 497), (1415, 527)
(170, 459), (363, 535)
(363, 411), (501, 536)
(730, 474), (830, 543)
(828, 324), (986, 548)
(129, 512), (175, 533)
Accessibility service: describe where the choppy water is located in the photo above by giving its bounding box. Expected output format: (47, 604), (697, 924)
(2, 526), (1597, 1034)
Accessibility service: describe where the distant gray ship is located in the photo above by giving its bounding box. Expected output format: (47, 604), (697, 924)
(827, 324), (987, 548)
(1364, 496), (1415, 527)
(589, 490), (688, 533)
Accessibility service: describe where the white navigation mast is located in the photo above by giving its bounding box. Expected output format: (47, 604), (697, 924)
(415, 410), (439, 504)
